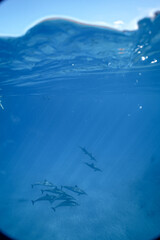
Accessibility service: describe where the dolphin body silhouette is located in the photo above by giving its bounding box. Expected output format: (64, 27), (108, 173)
(84, 162), (102, 172)
(79, 146), (97, 161)
(62, 185), (87, 195)
(52, 200), (79, 212)
(55, 193), (76, 201)
(41, 186), (64, 195)
(32, 194), (56, 205)
(31, 179), (55, 188)
(42, 188), (75, 200)
(79, 146), (88, 155)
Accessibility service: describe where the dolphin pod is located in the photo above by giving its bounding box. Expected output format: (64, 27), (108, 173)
(80, 146), (102, 172)
(31, 147), (102, 212)
(31, 180), (85, 212)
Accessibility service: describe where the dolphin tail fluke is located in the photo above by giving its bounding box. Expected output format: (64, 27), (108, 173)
(31, 184), (34, 188)
(31, 200), (34, 205)
(52, 207), (56, 212)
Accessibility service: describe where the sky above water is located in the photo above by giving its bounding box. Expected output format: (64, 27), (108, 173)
(0, 0), (160, 36)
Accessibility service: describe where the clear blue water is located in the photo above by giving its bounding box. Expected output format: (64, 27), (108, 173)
(0, 14), (160, 240)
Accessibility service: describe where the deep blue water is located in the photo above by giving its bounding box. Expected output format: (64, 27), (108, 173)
(0, 14), (160, 240)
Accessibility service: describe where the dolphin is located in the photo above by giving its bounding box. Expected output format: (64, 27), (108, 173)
(41, 186), (65, 195)
(79, 146), (88, 155)
(31, 179), (56, 188)
(79, 146), (97, 161)
(84, 162), (102, 172)
(31, 194), (57, 205)
(88, 153), (97, 161)
(55, 193), (76, 202)
(62, 185), (87, 196)
(51, 200), (79, 212)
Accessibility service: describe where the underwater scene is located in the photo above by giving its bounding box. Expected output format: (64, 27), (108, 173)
(0, 13), (160, 240)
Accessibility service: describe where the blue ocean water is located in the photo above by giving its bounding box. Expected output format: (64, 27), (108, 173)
(0, 14), (160, 240)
